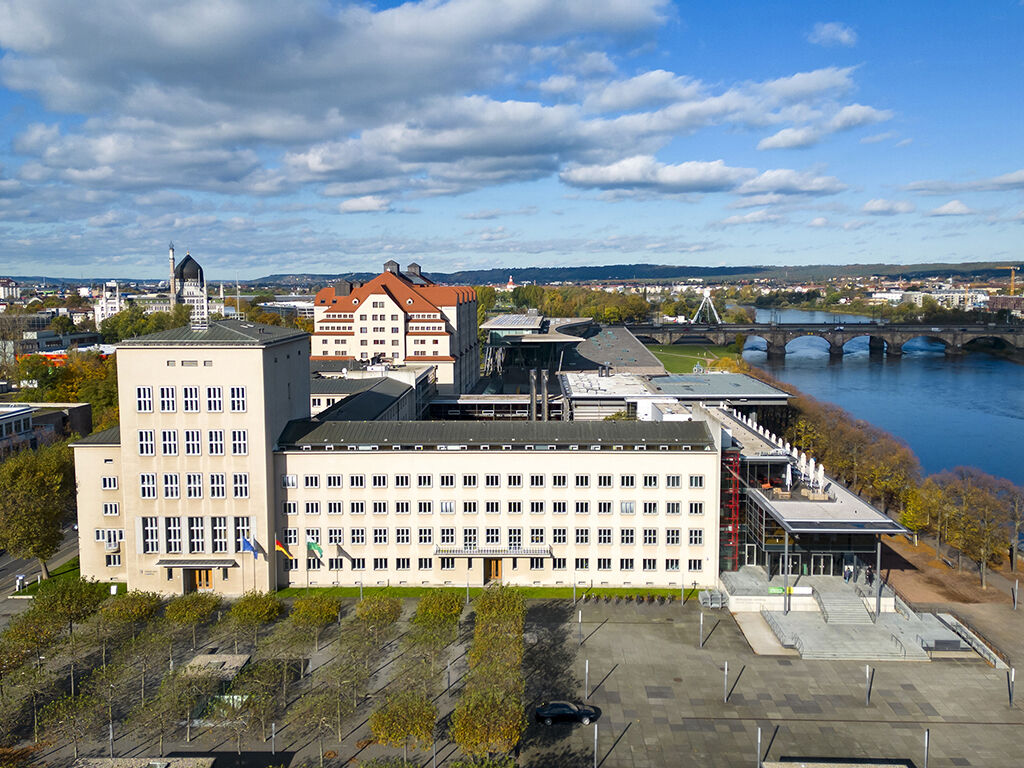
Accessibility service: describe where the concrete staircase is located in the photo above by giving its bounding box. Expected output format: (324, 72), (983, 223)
(816, 590), (873, 626)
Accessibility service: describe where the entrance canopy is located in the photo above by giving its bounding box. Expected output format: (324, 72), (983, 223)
(748, 483), (906, 536)
(155, 558), (240, 568)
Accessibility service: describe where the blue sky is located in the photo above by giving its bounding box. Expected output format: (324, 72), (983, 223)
(0, 0), (1021, 280)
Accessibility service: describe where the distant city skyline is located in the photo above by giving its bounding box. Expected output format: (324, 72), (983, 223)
(0, 1), (1022, 279)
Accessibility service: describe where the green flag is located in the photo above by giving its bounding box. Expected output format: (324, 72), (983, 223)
(306, 538), (324, 557)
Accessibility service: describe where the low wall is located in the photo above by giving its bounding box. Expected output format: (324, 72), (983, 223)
(729, 593), (819, 613)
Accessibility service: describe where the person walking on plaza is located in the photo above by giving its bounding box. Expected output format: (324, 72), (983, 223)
(866, 566), (875, 587)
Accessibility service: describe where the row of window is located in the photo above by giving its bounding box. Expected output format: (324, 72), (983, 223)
(285, 500), (705, 516)
(135, 385), (246, 414)
(139, 516), (251, 554)
(283, 472), (705, 490)
(137, 429), (247, 457)
(284, 526), (705, 547)
(288, 556), (703, 573)
(139, 473), (249, 499)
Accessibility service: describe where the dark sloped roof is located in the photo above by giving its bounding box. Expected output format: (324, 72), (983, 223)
(173, 254), (204, 282)
(72, 425), (121, 445)
(317, 379), (412, 421)
(119, 319), (308, 347)
(310, 377), (382, 396)
(278, 419), (713, 448)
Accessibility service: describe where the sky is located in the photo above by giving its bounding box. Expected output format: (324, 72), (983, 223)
(0, 1), (1022, 281)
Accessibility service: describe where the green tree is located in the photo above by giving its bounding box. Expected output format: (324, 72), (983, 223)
(355, 592), (402, 647)
(166, 591), (221, 649)
(290, 593), (340, 653)
(99, 591), (162, 642)
(33, 577), (108, 695)
(48, 315), (75, 335)
(450, 688), (525, 759)
(0, 440), (76, 577)
(227, 591), (281, 649)
(370, 690), (437, 763)
(41, 692), (100, 759)
(289, 688), (338, 768)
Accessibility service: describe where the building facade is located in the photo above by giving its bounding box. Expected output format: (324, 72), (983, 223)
(311, 261), (478, 395)
(73, 320), (720, 596)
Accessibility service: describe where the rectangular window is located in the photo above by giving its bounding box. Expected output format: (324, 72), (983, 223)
(212, 517), (228, 554)
(418, 501), (432, 515)
(440, 557), (455, 571)
(306, 501), (321, 516)
(328, 557), (345, 571)
(689, 529), (704, 546)
(188, 517), (205, 553)
(552, 474), (567, 488)
(597, 528), (612, 545)
(575, 558), (589, 571)
(234, 517), (251, 551)
(373, 528), (388, 545)
(530, 474), (545, 488)
(666, 502), (681, 515)
(689, 502), (704, 515)
(643, 474), (658, 488)
(328, 528), (344, 545)
(101, 476), (118, 490)
(140, 474), (157, 499)
(598, 501), (612, 515)
(396, 528), (410, 544)
(396, 501), (410, 515)
(667, 529), (681, 545)
(396, 557), (410, 571)
(206, 386), (223, 412)
(666, 475), (681, 488)
(160, 386), (176, 412)
(349, 474), (364, 489)
(643, 529), (658, 545)
(161, 430), (178, 456)
(351, 501), (365, 515)
(373, 501), (388, 515)
(508, 501), (522, 515)
(186, 473), (203, 499)
(597, 557), (611, 571)
(689, 474), (705, 489)
(209, 473), (226, 499)
(141, 517), (159, 553)
(103, 502), (119, 516)
(575, 528), (589, 545)
(163, 473), (180, 499)
(166, 517), (182, 554)
(597, 474), (613, 488)
(620, 501), (635, 515)
(507, 474), (522, 488)
(575, 474), (590, 488)
(620, 528), (635, 545)
(552, 528), (567, 544)
(351, 558), (365, 571)
(208, 430), (225, 456)
(440, 474), (455, 488)
(327, 474), (343, 489)
(231, 430), (248, 456)
(463, 528), (477, 549)
(643, 558), (657, 571)
(138, 430), (155, 456)
(485, 501), (500, 515)
(574, 501), (589, 515)
(485, 474), (500, 488)
(307, 557), (322, 571)
(530, 557), (544, 571)
(463, 501), (478, 515)
(327, 501), (343, 515)
(440, 527), (455, 545)
(417, 474), (432, 488)
(284, 501), (297, 515)
(463, 474), (477, 488)
(485, 527), (500, 545)
(136, 386), (153, 412)
(552, 501), (567, 515)
(283, 557), (298, 572)
(418, 528), (433, 545)
(688, 559), (703, 572)
(530, 501), (545, 515)
(666, 558), (680, 571)
(351, 528), (365, 545)
(552, 557), (567, 570)
(530, 528), (545, 544)
(643, 502), (658, 515)
(184, 429), (201, 456)
(508, 528), (522, 548)
(418, 557), (433, 570)
(372, 474), (387, 489)
(440, 501), (455, 514)
(620, 558), (634, 571)
(620, 474), (635, 488)
(182, 386), (200, 413)
(233, 473), (249, 499)
(395, 474), (410, 488)
(229, 386), (247, 412)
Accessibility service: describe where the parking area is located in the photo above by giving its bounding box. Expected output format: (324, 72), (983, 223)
(519, 599), (1024, 768)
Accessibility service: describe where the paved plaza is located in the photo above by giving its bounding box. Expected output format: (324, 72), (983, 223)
(518, 599), (1024, 768)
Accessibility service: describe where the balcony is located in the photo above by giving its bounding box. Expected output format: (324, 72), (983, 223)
(433, 545), (552, 558)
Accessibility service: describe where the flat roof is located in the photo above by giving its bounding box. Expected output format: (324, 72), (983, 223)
(278, 419), (715, 450)
(562, 326), (666, 374)
(648, 373), (791, 401)
(748, 484), (906, 535)
(560, 372), (654, 398)
(480, 313), (545, 331)
(118, 319), (307, 347)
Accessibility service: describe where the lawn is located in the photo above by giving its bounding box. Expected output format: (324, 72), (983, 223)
(15, 556), (126, 596)
(646, 343), (741, 373)
(277, 584), (699, 601)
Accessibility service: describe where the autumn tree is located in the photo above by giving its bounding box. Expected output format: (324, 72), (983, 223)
(41, 692), (100, 760)
(0, 440), (76, 577)
(450, 688), (525, 759)
(355, 592), (402, 647)
(226, 591), (281, 649)
(99, 591), (162, 642)
(166, 591), (221, 649)
(289, 688), (338, 768)
(289, 593), (340, 653)
(371, 689), (437, 763)
(999, 480), (1024, 572)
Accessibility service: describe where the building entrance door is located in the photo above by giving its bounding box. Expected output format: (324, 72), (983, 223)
(484, 558), (502, 583)
(188, 568), (213, 592)
(744, 544), (758, 566)
(811, 554), (833, 576)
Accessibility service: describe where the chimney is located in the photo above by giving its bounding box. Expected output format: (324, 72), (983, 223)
(407, 262), (421, 277)
(541, 369), (549, 421)
(334, 279), (352, 297)
(383, 260), (400, 274)
(529, 369), (537, 422)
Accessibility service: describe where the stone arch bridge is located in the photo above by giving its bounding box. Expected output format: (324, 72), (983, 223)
(628, 322), (1024, 358)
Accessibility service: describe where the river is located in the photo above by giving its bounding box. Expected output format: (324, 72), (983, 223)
(741, 307), (1024, 485)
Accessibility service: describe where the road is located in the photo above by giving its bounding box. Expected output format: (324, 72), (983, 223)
(0, 527), (80, 628)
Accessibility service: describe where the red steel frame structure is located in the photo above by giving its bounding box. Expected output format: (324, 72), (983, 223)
(720, 449), (741, 571)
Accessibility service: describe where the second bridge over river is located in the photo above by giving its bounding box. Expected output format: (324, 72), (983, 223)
(628, 322), (1024, 358)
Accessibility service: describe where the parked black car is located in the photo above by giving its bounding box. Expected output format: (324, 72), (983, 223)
(535, 700), (600, 725)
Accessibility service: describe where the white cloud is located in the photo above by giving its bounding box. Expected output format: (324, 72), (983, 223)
(860, 131), (898, 144)
(539, 74), (578, 95)
(338, 195), (391, 213)
(718, 209), (782, 226)
(560, 156), (755, 193)
(808, 217), (829, 227)
(737, 169), (847, 196)
(583, 70), (702, 112)
(461, 206), (538, 220)
(862, 198), (915, 215)
(908, 169), (1024, 195)
(928, 200), (975, 216)
(757, 126), (820, 150)
(827, 104), (893, 131)
(808, 22), (857, 48)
